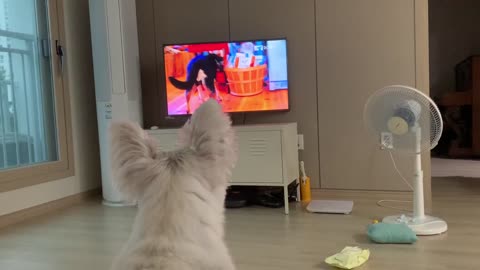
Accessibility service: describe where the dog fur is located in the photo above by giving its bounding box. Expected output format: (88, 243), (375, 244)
(109, 100), (237, 270)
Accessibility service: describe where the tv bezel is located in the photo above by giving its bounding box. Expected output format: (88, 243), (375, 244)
(162, 38), (290, 117)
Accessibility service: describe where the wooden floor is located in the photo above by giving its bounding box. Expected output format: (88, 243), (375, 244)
(0, 177), (479, 270)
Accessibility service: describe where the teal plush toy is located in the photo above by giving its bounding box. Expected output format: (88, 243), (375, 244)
(367, 222), (417, 244)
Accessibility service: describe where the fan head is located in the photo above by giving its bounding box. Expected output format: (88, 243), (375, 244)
(363, 85), (443, 154)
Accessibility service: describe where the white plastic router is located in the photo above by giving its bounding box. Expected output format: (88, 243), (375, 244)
(89, 0), (142, 206)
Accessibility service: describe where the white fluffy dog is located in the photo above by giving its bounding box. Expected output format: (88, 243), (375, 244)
(109, 100), (237, 270)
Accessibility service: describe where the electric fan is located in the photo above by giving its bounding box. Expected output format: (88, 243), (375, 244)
(364, 85), (447, 235)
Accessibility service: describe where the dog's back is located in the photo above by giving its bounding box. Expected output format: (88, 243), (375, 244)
(110, 100), (237, 270)
(169, 54), (223, 93)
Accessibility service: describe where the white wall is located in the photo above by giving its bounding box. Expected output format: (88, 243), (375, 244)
(0, 0), (100, 216)
(141, 0), (429, 191)
(316, 0), (419, 190)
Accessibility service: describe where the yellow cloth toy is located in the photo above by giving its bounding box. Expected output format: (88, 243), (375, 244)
(325, 246), (370, 269)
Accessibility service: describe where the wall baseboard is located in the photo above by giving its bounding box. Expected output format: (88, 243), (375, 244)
(0, 188), (101, 230)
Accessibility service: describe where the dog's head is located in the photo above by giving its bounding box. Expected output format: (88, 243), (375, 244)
(110, 100), (237, 202)
(208, 54), (224, 72)
(178, 100), (237, 187)
(112, 99), (237, 200)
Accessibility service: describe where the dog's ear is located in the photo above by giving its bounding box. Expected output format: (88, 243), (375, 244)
(178, 99), (237, 172)
(110, 122), (159, 201)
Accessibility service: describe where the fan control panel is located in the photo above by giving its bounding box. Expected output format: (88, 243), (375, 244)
(380, 132), (394, 149)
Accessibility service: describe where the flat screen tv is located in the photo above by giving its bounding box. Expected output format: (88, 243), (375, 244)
(163, 38), (289, 115)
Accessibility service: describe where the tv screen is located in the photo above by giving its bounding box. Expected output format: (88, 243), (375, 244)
(163, 39), (289, 115)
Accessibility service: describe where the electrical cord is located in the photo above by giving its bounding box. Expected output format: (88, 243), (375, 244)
(376, 150), (414, 212)
(388, 150), (414, 190)
(377, 199), (412, 212)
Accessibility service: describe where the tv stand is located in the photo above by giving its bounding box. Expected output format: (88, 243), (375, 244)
(146, 122), (300, 214)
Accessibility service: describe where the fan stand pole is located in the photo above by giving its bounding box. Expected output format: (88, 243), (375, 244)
(413, 126), (425, 220)
(382, 125), (448, 235)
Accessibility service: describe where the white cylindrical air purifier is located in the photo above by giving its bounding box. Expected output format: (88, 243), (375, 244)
(89, 0), (143, 206)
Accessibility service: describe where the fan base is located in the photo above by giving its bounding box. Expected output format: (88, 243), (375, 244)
(383, 214), (448, 235)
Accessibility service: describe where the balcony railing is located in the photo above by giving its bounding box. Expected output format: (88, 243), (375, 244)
(0, 29), (51, 169)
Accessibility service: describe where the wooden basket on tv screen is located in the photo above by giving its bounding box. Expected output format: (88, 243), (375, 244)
(225, 64), (267, 96)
